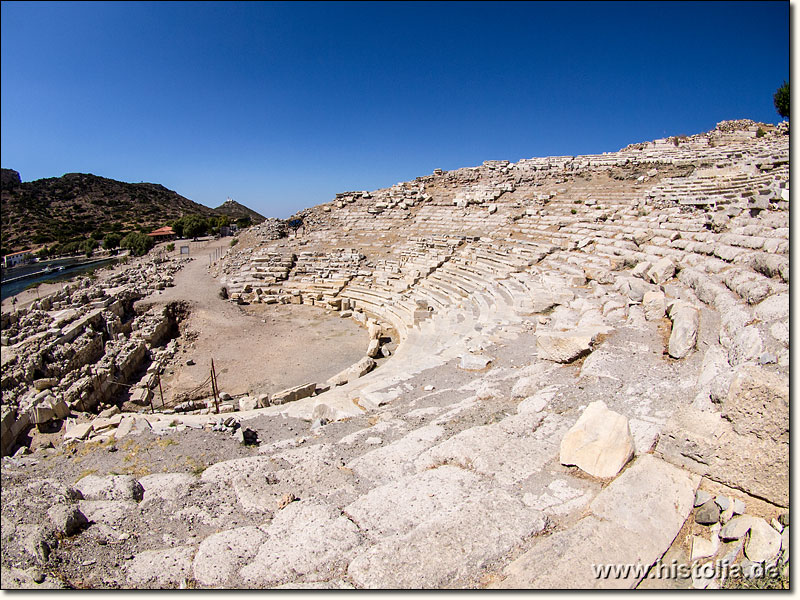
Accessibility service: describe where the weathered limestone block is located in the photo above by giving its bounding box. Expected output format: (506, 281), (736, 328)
(647, 257), (675, 284)
(348, 489), (547, 589)
(642, 290), (666, 321)
(723, 365), (788, 442)
(667, 301), (699, 358)
(239, 499), (362, 586)
(560, 401), (634, 478)
(238, 396), (258, 411)
(73, 475), (144, 502)
(366, 338), (382, 358)
(727, 325), (764, 366)
(458, 353), (492, 370)
(656, 407), (788, 507)
(493, 455), (699, 589)
(615, 276), (657, 303)
(536, 330), (594, 363)
(327, 357), (375, 387)
(193, 526), (267, 587)
(270, 382), (316, 405)
(744, 518), (783, 563)
(46, 504), (87, 537)
(33, 378), (58, 391)
(753, 292), (788, 323)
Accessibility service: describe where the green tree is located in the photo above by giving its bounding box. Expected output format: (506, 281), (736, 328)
(120, 232), (155, 256)
(103, 232), (122, 250)
(181, 215), (208, 239)
(83, 238), (99, 257)
(774, 80), (789, 119)
(235, 216), (251, 229)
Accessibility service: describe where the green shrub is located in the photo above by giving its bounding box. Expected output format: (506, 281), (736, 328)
(120, 232), (155, 256)
(756, 127), (766, 138)
(103, 232), (122, 250)
(166, 242), (175, 252)
(230, 238), (239, 247)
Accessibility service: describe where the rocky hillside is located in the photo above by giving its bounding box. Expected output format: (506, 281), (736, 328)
(214, 198), (266, 224)
(0, 170), (218, 254)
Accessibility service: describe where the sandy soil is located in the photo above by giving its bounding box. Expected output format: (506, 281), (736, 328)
(141, 238), (369, 404)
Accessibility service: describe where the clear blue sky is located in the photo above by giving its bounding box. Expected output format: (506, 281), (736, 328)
(1, 1), (790, 219)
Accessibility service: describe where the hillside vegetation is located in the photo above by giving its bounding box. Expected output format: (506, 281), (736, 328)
(0, 169), (264, 257)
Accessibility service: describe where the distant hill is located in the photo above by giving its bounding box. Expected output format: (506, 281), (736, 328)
(214, 198), (266, 224)
(0, 169), (217, 255)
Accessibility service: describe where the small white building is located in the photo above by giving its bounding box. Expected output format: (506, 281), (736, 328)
(3, 249), (34, 268)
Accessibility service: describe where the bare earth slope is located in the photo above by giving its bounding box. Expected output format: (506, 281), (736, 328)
(0, 119), (789, 589)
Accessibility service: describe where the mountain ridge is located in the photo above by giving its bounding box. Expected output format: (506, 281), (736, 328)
(0, 169), (264, 255)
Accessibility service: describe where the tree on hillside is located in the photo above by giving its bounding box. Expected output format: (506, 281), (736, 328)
(83, 238), (99, 257)
(774, 80), (789, 119)
(120, 232), (155, 256)
(103, 232), (122, 251)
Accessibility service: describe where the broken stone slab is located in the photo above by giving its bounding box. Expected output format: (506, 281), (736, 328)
(694, 489), (713, 507)
(667, 301), (699, 359)
(719, 515), (761, 540)
(642, 290), (666, 321)
(193, 526), (267, 587)
(366, 338), (382, 358)
(494, 454), (699, 589)
(723, 365), (788, 442)
(691, 533), (720, 561)
(63, 422), (94, 442)
(647, 257), (676, 285)
(33, 378), (58, 391)
(559, 400), (634, 479)
(657, 406), (788, 507)
(73, 475), (144, 502)
(536, 330), (595, 363)
(327, 357), (375, 387)
(238, 396), (258, 411)
(347, 489), (548, 589)
(458, 353), (492, 371)
(270, 382), (316, 406)
(358, 387), (402, 411)
(744, 517), (783, 563)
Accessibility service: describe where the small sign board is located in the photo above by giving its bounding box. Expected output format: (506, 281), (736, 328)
(180, 245), (190, 255)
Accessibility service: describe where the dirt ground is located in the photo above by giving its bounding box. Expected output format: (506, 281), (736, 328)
(139, 239), (369, 404)
(2, 237), (370, 406)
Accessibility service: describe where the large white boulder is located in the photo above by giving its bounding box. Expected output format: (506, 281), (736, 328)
(559, 401), (634, 478)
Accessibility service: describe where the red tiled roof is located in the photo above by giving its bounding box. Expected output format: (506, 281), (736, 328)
(147, 226), (175, 237)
